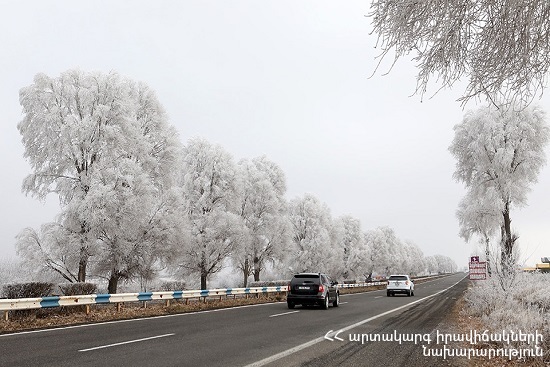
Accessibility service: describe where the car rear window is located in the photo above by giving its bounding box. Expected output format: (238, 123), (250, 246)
(388, 275), (408, 281)
(294, 274), (320, 279)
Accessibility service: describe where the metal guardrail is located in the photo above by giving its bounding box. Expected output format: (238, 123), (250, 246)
(337, 281), (385, 288)
(0, 274), (448, 321)
(336, 275), (442, 289)
(0, 286), (287, 321)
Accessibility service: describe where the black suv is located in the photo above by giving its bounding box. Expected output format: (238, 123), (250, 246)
(286, 273), (339, 309)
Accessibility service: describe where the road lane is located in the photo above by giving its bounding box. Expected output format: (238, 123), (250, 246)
(0, 273), (467, 367)
(261, 274), (469, 367)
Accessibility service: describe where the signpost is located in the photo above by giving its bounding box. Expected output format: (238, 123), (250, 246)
(469, 256), (487, 280)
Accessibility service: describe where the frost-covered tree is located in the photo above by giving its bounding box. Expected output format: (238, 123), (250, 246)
(433, 255), (457, 273)
(177, 138), (245, 290)
(288, 194), (338, 276)
(328, 220), (346, 279)
(17, 70), (182, 289)
(425, 256), (438, 275)
(365, 226), (402, 276)
(16, 222), (82, 283)
(369, 0), (550, 106)
(456, 189), (501, 275)
(332, 215), (369, 280)
(85, 170), (185, 293)
(450, 104), (549, 269)
(0, 258), (31, 289)
(233, 156), (291, 286)
(18, 70), (126, 281)
(401, 241), (426, 276)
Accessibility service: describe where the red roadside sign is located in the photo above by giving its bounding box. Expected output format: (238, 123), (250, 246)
(469, 261), (487, 280)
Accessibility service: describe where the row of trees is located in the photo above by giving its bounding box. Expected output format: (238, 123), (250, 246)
(15, 70), (456, 293)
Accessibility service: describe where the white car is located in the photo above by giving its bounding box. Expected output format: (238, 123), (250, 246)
(386, 274), (414, 297)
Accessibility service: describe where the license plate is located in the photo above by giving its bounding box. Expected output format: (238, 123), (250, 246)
(298, 286), (310, 290)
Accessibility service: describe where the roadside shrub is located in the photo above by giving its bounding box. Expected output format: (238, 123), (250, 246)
(59, 282), (97, 296)
(159, 281), (187, 291)
(2, 282), (54, 299)
(248, 280), (289, 287)
(464, 272), (550, 363)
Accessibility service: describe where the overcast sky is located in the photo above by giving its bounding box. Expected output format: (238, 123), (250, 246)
(1, 1), (549, 269)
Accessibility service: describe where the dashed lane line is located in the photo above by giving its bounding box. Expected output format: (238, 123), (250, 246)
(78, 333), (175, 352)
(269, 311), (300, 318)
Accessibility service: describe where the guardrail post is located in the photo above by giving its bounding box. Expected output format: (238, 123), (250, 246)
(85, 305), (90, 315)
(3, 310), (8, 321)
(166, 299), (170, 307)
(117, 302), (122, 312)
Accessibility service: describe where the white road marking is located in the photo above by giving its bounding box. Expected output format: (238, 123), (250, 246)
(78, 333), (175, 352)
(244, 275), (468, 367)
(374, 296), (383, 299)
(269, 311), (300, 318)
(339, 302), (348, 305)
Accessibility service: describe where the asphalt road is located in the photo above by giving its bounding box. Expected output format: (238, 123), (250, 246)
(0, 273), (468, 367)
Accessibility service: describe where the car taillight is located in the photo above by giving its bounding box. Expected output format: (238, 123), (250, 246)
(287, 283), (291, 292)
(318, 284), (324, 293)
(405, 281), (409, 285)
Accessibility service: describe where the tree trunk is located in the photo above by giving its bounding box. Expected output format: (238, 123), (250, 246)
(200, 250), (208, 290)
(108, 271), (119, 294)
(253, 256), (261, 282)
(484, 235), (491, 276)
(78, 255), (87, 282)
(243, 258), (250, 288)
(200, 272), (207, 290)
(77, 222), (88, 282)
(501, 204), (514, 272)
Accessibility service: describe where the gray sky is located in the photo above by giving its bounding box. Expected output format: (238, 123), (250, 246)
(1, 0), (549, 269)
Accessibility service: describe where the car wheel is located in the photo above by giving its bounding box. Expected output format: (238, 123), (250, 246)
(287, 301), (295, 309)
(411, 289), (414, 296)
(321, 294), (329, 310)
(386, 291), (391, 297)
(407, 289), (411, 297)
(333, 292), (339, 307)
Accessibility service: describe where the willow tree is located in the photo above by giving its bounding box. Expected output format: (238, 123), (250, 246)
(369, 0), (550, 106)
(288, 194), (337, 275)
(456, 189), (501, 275)
(178, 138), (246, 290)
(17, 70), (182, 290)
(331, 215), (368, 280)
(234, 156), (290, 286)
(449, 104), (549, 269)
(364, 226), (403, 276)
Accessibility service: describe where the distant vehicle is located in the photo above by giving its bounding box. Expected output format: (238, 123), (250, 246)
(287, 273), (339, 309)
(386, 274), (414, 297)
